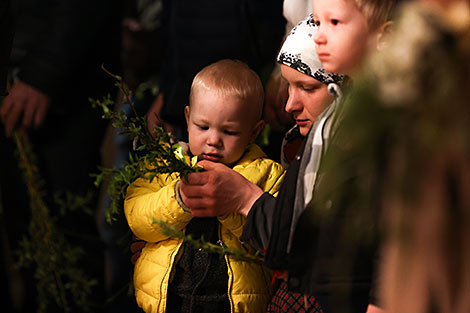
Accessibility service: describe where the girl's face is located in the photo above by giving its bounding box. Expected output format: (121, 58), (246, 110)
(312, 0), (373, 75)
(281, 64), (334, 136)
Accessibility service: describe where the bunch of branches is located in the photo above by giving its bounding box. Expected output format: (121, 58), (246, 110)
(154, 220), (264, 264)
(14, 132), (97, 313)
(90, 66), (201, 223)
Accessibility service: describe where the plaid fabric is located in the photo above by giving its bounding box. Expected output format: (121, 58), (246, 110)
(267, 281), (323, 313)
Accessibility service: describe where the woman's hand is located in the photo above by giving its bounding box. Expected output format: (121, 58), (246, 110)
(179, 160), (264, 217)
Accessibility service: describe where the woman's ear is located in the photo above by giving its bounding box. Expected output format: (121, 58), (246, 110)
(250, 120), (266, 143)
(376, 21), (393, 51)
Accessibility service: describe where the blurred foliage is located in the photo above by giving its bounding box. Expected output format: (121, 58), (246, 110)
(13, 131), (97, 313)
(90, 65), (201, 223)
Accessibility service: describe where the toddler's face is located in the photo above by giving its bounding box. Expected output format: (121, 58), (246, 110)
(185, 88), (262, 166)
(312, 0), (372, 75)
(281, 65), (333, 136)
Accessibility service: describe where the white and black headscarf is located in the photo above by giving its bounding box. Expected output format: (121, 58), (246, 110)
(277, 14), (345, 86)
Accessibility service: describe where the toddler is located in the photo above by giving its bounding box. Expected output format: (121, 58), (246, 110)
(312, 0), (396, 77)
(124, 59), (285, 313)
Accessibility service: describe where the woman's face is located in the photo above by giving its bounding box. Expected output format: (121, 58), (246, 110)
(281, 64), (334, 136)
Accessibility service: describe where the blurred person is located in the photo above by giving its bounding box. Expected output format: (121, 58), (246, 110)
(121, 0), (163, 93)
(297, 0), (469, 312)
(339, 0), (470, 312)
(0, 0), (123, 311)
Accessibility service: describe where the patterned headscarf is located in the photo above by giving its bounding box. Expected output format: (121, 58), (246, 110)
(277, 14), (345, 86)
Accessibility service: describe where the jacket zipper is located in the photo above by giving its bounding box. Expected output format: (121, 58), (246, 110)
(219, 225), (234, 313)
(160, 239), (184, 313)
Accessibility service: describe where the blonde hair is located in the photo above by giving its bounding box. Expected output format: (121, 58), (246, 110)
(353, 0), (397, 30)
(190, 59), (264, 120)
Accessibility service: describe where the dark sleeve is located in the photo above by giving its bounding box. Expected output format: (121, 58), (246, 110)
(0, 0), (13, 96)
(240, 192), (277, 252)
(13, 0), (122, 97)
(244, 0), (285, 74)
(12, 0), (68, 95)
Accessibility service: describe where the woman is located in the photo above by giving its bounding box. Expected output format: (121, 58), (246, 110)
(179, 15), (349, 312)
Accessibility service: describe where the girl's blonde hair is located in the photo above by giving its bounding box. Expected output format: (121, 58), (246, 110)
(353, 0), (398, 30)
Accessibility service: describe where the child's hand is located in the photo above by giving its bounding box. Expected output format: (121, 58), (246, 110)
(179, 160), (264, 217)
(130, 236), (146, 265)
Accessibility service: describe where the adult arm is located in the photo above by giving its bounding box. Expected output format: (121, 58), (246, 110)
(179, 161), (281, 252)
(0, 0), (51, 136)
(179, 160), (264, 218)
(215, 155), (285, 239)
(0, 0), (13, 97)
(239, 192), (277, 252)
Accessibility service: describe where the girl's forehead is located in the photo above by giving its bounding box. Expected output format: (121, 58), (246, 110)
(313, 0), (357, 10)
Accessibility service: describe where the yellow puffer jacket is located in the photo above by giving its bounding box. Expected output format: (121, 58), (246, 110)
(124, 144), (285, 313)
